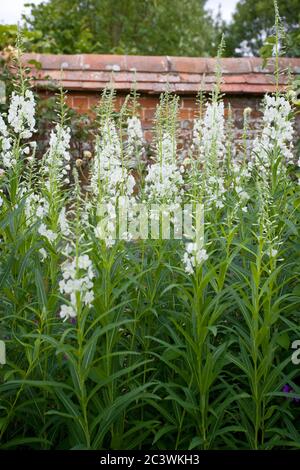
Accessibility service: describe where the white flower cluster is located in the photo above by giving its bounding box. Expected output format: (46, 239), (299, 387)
(91, 119), (135, 200)
(252, 95), (295, 173)
(0, 117), (15, 168)
(25, 192), (49, 225)
(183, 241), (209, 275)
(24, 191), (60, 258)
(91, 119), (136, 247)
(191, 117), (202, 151)
(231, 161), (251, 211)
(206, 175), (226, 209)
(25, 193), (70, 255)
(8, 90), (36, 138)
(59, 254), (95, 320)
(38, 222), (57, 243)
(94, 201), (117, 248)
(191, 102), (227, 210)
(145, 133), (184, 204)
(193, 101), (226, 164)
(126, 116), (144, 166)
(0, 116), (7, 137)
(44, 124), (71, 186)
(58, 207), (70, 236)
(0, 90), (37, 168)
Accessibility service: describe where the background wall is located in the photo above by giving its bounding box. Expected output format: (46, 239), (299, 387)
(19, 54), (300, 156)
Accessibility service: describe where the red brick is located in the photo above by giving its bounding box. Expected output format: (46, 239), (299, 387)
(126, 55), (168, 72)
(169, 57), (207, 74)
(206, 58), (252, 74)
(23, 53), (84, 70)
(88, 95), (100, 108)
(82, 54), (127, 71)
(138, 97), (159, 108)
(179, 72), (201, 83)
(144, 130), (153, 142)
(16, 54), (300, 143)
(65, 95), (73, 108)
(181, 98), (199, 110)
(189, 108), (198, 118)
(142, 108), (156, 120)
(141, 121), (154, 131)
(179, 108), (192, 119)
(73, 96), (89, 113)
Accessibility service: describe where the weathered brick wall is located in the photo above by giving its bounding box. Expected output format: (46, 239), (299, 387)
(63, 91), (300, 156)
(22, 54), (300, 155)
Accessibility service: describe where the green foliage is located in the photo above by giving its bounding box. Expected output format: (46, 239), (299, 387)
(0, 64), (300, 450)
(20, 0), (217, 56)
(0, 24), (43, 52)
(0, 10), (300, 450)
(225, 0), (300, 57)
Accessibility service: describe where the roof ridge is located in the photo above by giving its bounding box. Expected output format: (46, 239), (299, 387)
(5, 53), (299, 95)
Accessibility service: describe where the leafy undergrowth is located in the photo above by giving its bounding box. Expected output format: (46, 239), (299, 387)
(0, 29), (300, 450)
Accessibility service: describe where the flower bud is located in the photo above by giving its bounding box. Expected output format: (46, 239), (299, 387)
(83, 150), (92, 159)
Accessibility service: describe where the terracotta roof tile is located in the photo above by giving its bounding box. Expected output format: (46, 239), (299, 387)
(18, 53), (300, 95)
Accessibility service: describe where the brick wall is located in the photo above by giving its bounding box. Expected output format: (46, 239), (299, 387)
(21, 54), (300, 153)
(62, 91), (300, 158)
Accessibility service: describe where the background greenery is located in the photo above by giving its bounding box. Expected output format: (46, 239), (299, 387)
(0, 0), (299, 57)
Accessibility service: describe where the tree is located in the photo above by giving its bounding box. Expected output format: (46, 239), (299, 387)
(0, 24), (43, 51)
(21, 0), (218, 56)
(225, 0), (300, 57)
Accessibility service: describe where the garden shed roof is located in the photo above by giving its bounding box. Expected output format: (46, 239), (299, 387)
(21, 53), (300, 95)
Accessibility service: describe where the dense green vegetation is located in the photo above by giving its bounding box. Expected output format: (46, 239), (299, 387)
(0, 21), (300, 448)
(0, 1), (299, 57)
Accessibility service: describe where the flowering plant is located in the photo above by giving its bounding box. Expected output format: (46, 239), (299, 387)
(0, 9), (300, 450)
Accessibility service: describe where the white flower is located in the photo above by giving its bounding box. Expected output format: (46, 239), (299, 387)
(38, 223), (57, 243)
(39, 248), (48, 261)
(58, 207), (70, 236)
(145, 132), (183, 205)
(191, 101), (228, 210)
(191, 117), (203, 151)
(59, 304), (76, 321)
(63, 243), (73, 256)
(59, 253), (95, 320)
(8, 90), (36, 138)
(215, 200), (224, 209)
(252, 95), (295, 174)
(25, 193), (49, 226)
(83, 290), (94, 305)
(90, 119), (137, 246)
(126, 116), (144, 166)
(183, 251), (195, 275)
(0, 137), (14, 168)
(94, 200), (117, 247)
(91, 119), (136, 202)
(195, 248), (209, 264)
(0, 115), (8, 137)
(78, 254), (92, 270)
(269, 248), (278, 258)
(193, 101), (226, 164)
(2, 138), (11, 151)
(182, 242), (208, 274)
(43, 124), (71, 187)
